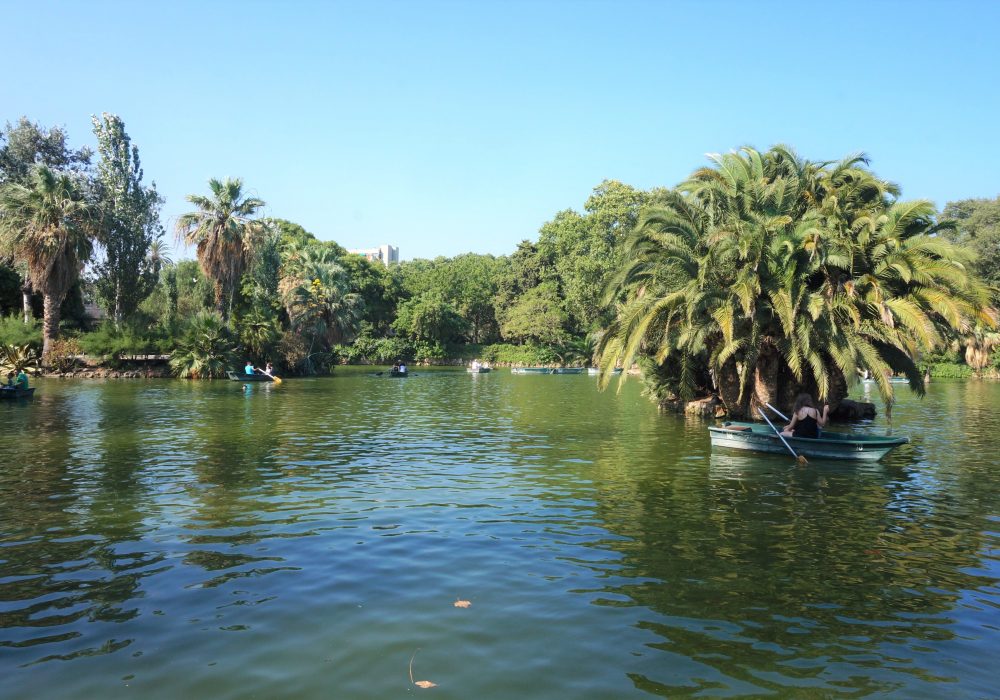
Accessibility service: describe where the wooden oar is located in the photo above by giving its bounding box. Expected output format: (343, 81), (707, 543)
(758, 408), (808, 465)
(256, 367), (282, 384)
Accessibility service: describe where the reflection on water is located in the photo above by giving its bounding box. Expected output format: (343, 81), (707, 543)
(1, 372), (998, 698)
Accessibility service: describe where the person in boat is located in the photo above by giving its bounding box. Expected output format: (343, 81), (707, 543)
(245, 360), (256, 376)
(4, 371), (14, 388)
(781, 394), (829, 439)
(471, 359), (480, 370)
(398, 361), (407, 373)
(265, 362), (274, 375)
(392, 361), (400, 373)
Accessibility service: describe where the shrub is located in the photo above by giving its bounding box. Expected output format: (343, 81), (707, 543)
(928, 362), (973, 379)
(480, 343), (556, 366)
(169, 311), (238, 379)
(0, 315), (42, 351)
(47, 337), (83, 373)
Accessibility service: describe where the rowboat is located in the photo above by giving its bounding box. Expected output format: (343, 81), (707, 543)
(862, 377), (910, 384)
(0, 387), (34, 399)
(587, 367), (623, 375)
(708, 421), (908, 461)
(388, 369), (408, 378)
(512, 367), (585, 375)
(227, 371), (273, 382)
(467, 367), (491, 373)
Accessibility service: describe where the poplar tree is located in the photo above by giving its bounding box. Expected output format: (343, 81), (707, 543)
(91, 113), (164, 324)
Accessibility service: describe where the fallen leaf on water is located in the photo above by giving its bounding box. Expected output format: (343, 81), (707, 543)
(409, 649), (437, 689)
(453, 599), (471, 608)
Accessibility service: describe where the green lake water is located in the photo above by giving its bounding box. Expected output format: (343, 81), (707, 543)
(1, 369), (998, 698)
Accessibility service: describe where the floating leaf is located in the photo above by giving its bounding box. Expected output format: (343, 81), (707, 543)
(409, 649), (437, 689)
(453, 599), (471, 608)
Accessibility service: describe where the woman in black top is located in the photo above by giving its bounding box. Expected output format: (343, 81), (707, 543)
(781, 394), (829, 439)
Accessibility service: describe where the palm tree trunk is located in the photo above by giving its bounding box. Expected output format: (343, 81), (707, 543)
(214, 279), (227, 319)
(21, 279), (33, 323)
(751, 343), (780, 417)
(42, 292), (61, 365)
(717, 357), (747, 419)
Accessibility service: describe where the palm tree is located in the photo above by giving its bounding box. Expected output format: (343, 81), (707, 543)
(0, 165), (98, 361)
(597, 147), (995, 417)
(175, 178), (266, 319)
(283, 258), (362, 372)
(169, 311), (238, 379)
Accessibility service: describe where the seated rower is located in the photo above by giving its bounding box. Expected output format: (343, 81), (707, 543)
(4, 371), (14, 388)
(398, 362), (407, 373)
(781, 394), (829, 439)
(245, 360), (256, 376)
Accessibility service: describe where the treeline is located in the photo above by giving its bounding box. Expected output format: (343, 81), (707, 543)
(0, 116), (667, 376)
(2, 118), (998, 400)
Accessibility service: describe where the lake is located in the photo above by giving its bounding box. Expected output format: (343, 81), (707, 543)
(1, 369), (998, 698)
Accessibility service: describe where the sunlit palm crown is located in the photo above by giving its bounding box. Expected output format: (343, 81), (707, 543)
(175, 177), (267, 314)
(598, 146), (996, 410)
(0, 165), (96, 297)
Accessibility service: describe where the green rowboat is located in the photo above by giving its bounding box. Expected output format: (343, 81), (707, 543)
(708, 421), (908, 462)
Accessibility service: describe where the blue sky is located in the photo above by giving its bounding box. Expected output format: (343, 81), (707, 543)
(3, 0), (998, 260)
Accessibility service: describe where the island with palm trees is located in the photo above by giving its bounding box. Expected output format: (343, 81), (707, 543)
(1, 118), (998, 418)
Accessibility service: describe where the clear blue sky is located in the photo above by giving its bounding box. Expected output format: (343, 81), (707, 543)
(3, 0), (998, 260)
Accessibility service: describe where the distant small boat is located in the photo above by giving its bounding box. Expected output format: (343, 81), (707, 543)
(227, 371), (273, 382)
(551, 367), (584, 374)
(862, 376), (910, 384)
(388, 369), (408, 378)
(0, 386), (34, 399)
(708, 421), (908, 461)
(512, 367), (584, 375)
(587, 367), (623, 375)
(467, 366), (491, 373)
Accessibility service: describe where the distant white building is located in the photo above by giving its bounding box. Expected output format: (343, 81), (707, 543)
(348, 244), (399, 267)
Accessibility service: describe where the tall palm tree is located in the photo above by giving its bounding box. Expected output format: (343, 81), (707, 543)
(0, 165), (98, 361)
(597, 147), (995, 417)
(175, 178), (266, 319)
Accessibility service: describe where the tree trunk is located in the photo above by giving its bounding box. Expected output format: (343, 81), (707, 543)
(717, 357), (748, 419)
(42, 292), (61, 365)
(214, 279), (227, 320)
(21, 279), (33, 323)
(751, 343), (780, 418)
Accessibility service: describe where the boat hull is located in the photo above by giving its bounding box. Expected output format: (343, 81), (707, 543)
(708, 421), (908, 462)
(388, 370), (408, 377)
(512, 367), (584, 374)
(227, 372), (273, 382)
(467, 367), (491, 373)
(0, 387), (34, 399)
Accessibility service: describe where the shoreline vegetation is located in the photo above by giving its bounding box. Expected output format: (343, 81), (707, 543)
(3, 118), (999, 419)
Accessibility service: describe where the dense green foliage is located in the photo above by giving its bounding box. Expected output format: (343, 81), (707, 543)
(2, 115), (996, 385)
(596, 147), (996, 416)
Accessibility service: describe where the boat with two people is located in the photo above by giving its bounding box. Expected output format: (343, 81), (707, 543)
(467, 359), (492, 374)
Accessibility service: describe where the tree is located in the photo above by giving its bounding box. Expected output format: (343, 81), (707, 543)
(0, 118), (93, 322)
(175, 178), (267, 319)
(283, 257), (363, 372)
(90, 113), (165, 324)
(500, 282), (569, 346)
(0, 165), (99, 361)
(392, 291), (467, 344)
(940, 196), (1000, 295)
(597, 146), (995, 417)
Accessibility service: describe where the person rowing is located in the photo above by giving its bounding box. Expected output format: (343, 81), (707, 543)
(780, 393), (829, 439)
(245, 360), (256, 376)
